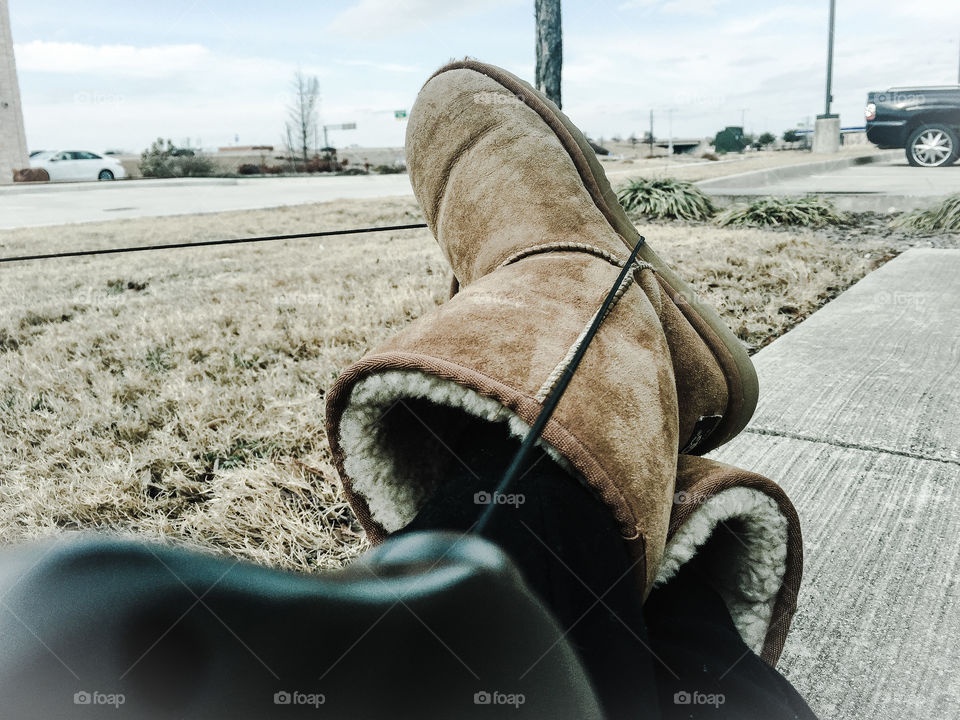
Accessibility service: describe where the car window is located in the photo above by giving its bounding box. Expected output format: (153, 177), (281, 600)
(53, 152), (69, 161)
(80, 151), (101, 159)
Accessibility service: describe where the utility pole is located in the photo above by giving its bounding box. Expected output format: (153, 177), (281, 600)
(666, 108), (675, 156)
(812, 0), (841, 153)
(824, 0), (836, 115)
(648, 109), (654, 158)
(737, 108), (748, 131)
(534, 0), (562, 108)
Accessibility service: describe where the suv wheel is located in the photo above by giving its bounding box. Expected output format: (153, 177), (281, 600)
(906, 124), (958, 167)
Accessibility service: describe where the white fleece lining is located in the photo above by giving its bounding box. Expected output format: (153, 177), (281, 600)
(339, 370), (574, 532)
(655, 488), (789, 654)
(339, 368), (789, 654)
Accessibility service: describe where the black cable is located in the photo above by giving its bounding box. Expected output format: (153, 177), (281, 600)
(0, 223), (429, 265)
(474, 236), (647, 535)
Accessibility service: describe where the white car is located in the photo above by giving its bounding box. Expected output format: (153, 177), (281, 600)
(29, 150), (127, 181)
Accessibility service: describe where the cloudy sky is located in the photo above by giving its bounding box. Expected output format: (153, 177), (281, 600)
(9, 0), (960, 153)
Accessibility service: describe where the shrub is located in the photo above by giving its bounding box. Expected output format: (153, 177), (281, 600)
(372, 163), (406, 174)
(891, 195), (960, 232)
(715, 196), (849, 228)
(304, 156), (336, 173)
(238, 164), (262, 175)
(616, 177), (716, 221)
(714, 127), (747, 153)
(139, 138), (214, 178)
(13, 168), (50, 182)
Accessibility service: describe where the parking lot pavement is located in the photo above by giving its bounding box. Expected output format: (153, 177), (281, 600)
(712, 249), (960, 719)
(753, 158), (960, 196)
(0, 174), (414, 229)
(703, 158), (960, 212)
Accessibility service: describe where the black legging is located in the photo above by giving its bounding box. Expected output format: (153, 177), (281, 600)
(403, 423), (818, 720)
(0, 426), (816, 719)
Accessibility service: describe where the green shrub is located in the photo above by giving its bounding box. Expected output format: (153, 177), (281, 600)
(715, 196), (848, 228)
(616, 177), (716, 221)
(139, 138), (214, 178)
(891, 195), (960, 232)
(372, 164), (406, 174)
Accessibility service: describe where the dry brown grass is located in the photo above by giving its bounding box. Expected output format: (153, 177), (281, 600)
(0, 196), (894, 572)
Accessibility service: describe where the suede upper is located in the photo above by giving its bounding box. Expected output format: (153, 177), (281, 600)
(326, 254), (680, 593)
(408, 63), (738, 454)
(407, 68), (633, 283)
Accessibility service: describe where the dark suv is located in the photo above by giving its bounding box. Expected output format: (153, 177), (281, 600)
(865, 86), (960, 167)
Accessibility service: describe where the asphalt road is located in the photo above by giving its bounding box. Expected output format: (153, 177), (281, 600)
(0, 174), (414, 229)
(703, 157), (960, 212)
(2, 156), (956, 229)
(746, 158), (960, 195)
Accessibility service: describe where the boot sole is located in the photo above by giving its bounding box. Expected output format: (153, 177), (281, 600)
(430, 60), (758, 452)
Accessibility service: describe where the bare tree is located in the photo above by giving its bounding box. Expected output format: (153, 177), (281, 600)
(535, 0), (562, 108)
(284, 70), (321, 167)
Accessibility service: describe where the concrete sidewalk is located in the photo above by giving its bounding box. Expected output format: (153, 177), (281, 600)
(710, 248), (960, 719)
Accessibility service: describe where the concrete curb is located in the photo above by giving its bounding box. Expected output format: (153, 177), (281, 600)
(695, 150), (899, 191)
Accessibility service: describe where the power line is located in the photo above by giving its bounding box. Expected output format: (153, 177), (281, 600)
(0, 223), (429, 265)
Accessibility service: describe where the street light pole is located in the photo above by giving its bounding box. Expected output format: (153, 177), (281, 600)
(825, 0), (836, 115)
(812, 0), (841, 153)
(666, 108), (675, 156)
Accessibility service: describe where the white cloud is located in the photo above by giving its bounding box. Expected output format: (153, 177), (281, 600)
(14, 41), (212, 78)
(617, 0), (722, 15)
(336, 59), (420, 73)
(327, 0), (523, 37)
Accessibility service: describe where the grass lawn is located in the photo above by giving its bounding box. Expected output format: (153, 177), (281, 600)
(0, 195), (901, 571)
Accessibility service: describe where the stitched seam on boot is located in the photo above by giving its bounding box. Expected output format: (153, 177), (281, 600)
(431, 118), (508, 226)
(496, 241), (630, 271)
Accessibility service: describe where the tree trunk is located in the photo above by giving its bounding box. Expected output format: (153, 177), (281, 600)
(535, 0), (562, 109)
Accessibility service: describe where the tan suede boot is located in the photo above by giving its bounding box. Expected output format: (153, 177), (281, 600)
(408, 59), (758, 455)
(659, 455), (803, 665)
(326, 242), (679, 594)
